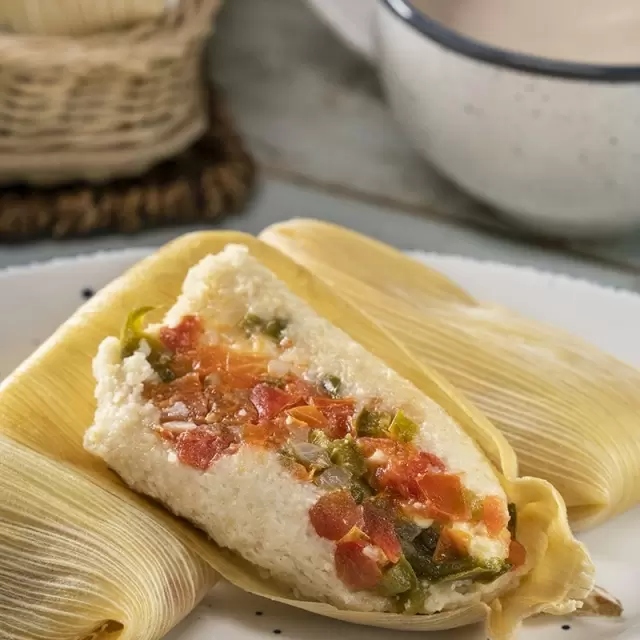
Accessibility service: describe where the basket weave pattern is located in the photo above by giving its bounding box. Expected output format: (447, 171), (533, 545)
(0, 88), (257, 242)
(0, 0), (166, 36)
(0, 0), (221, 185)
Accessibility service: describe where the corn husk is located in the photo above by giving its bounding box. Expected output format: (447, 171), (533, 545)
(260, 219), (640, 531)
(0, 231), (593, 639)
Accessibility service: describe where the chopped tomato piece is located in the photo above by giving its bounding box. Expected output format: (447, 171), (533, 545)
(225, 352), (270, 388)
(243, 420), (290, 449)
(190, 345), (226, 377)
(250, 384), (299, 419)
(409, 451), (446, 475)
(172, 346), (269, 387)
(400, 500), (432, 522)
(508, 539), (527, 569)
(482, 496), (509, 537)
(358, 437), (403, 459)
(375, 468), (417, 500)
(312, 398), (355, 439)
(417, 474), (469, 522)
(284, 379), (320, 400)
(362, 501), (402, 563)
(361, 437), (449, 504)
(157, 427), (178, 442)
(312, 397), (355, 408)
(334, 540), (383, 591)
(205, 386), (258, 425)
(146, 372), (208, 422)
(359, 439), (445, 469)
(160, 315), (203, 352)
(287, 405), (327, 427)
(280, 457), (311, 481)
(175, 427), (237, 471)
(309, 490), (363, 541)
(169, 352), (197, 378)
(374, 451), (447, 501)
(373, 454), (429, 501)
(433, 526), (471, 561)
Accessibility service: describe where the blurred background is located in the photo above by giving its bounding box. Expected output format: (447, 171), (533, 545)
(1, 0), (640, 292)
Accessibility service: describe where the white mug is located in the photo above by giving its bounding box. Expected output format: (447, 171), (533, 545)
(308, 0), (640, 236)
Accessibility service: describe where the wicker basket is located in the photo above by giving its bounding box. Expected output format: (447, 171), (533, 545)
(0, 0), (166, 36)
(0, 0), (221, 186)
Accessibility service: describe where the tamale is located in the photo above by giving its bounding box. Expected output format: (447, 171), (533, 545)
(0, 231), (592, 639)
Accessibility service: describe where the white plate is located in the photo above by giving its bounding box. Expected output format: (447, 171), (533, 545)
(0, 248), (638, 640)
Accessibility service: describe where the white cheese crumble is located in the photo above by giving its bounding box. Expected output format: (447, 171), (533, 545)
(368, 450), (388, 465)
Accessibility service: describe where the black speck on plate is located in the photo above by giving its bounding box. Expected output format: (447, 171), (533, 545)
(562, 624), (571, 631)
(81, 288), (95, 300)
(255, 612), (263, 616)
(273, 631), (282, 635)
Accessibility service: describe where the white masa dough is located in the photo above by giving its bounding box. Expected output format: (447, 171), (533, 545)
(85, 244), (512, 613)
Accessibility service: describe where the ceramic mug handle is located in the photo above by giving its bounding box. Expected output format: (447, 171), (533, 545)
(306, 0), (378, 62)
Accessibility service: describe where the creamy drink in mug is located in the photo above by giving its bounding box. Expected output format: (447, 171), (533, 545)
(309, 0), (640, 235)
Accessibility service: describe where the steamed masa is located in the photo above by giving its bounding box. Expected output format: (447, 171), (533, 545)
(85, 244), (524, 614)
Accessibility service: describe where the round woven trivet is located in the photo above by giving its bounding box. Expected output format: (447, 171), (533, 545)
(0, 88), (256, 242)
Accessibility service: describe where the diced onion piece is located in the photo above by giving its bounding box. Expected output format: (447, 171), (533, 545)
(161, 421), (198, 432)
(251, 335), (279, 356)
(340, 526), (369, 544)
(226, 425), (244, 438)
(290, 442), (331, 470)
(289, 426), (311, 443)
(204, 373), (221, 387)
(204, 330), (220, 346)
(162, 401), (189, 420)
(368, 449), (387, 465)
(400, 503), (434, 529)
(315, 465), (353, 490)
(362, 545), (387, 564)
(413, 515), (434, 529)
(268, 359), (291, 377)
(139, 339), (152, 357)
(287, 405), (327, 428)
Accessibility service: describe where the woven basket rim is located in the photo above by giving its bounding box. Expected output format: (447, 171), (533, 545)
(0, 0), (221, 65)
(0, 113), (207, 185)
(0, 88), (257, 242)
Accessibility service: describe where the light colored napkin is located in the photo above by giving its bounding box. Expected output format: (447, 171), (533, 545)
(0, 0), (168, 36)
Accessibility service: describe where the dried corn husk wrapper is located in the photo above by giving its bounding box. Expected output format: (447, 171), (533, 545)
(0, 231), (593, 639)
(0, 0), (166, 36)
(260, 218), (640, 531)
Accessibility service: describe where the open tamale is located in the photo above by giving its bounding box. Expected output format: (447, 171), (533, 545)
(0, 232), (593, 639)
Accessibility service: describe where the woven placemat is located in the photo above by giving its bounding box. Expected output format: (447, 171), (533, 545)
(0, 87), (256, 243)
